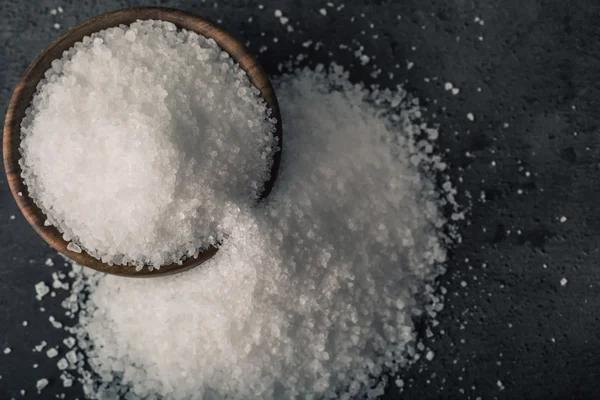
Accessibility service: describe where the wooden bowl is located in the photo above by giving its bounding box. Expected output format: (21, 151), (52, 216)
(3, 7), (282, 277)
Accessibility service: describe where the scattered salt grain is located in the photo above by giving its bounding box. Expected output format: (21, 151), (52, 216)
(444, 82), (453, 91)
(50, 8), (57, 15)
(319, 8), (327, 15)
(451, 87), (460, 95)
(467, 112), (475, 121)
(36, 378), (49, 393)
(46, 348), (58, 358)
(60, 373), (73, 388)
(20, 20), (277, 269)
(3, 347), (11, 355)
(9, 215), (15, 220)
(22, 321), (28, 327)
(35, 282), (50, 300)
(45, 258), (54, 266)
(53, 23), (60, 29)
(274, 9), (282, 17)
(62, 337), (76, 348)
(65, 350), (78, 365)
(58, 6), (63, 12)
(559, 216), (567, 223)
(34, 341), (47, 352)
(560, 278), (568, 286)
(49, 316), (63, 329)
(57, 358), (69, 370)
(425, 350), (435, 361)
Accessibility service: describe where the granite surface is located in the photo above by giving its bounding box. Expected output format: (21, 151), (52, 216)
(1, 0), (599, 399)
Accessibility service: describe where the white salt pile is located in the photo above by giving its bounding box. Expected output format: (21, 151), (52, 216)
(46, 64), (455, 399)
(20, 20), (277, 268)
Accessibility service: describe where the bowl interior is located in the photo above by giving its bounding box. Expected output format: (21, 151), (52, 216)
(2, 7), (282, 277)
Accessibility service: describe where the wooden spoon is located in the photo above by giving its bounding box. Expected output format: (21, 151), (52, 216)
(2, 7), (282, 277)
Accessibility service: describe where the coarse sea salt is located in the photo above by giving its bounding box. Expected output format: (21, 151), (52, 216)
(20, 20), (277, 269)
(44, 65), (456, 400)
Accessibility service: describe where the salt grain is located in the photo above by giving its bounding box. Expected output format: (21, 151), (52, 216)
(33, 341), (47, 352)
(35, 282), (50, 300)
(3, 347), (11, 355)
(62, 337), (76, 348)
(36, 378), (49, 393)
(57, 358), (69, 370)
(46, 348), (58, 358)
(467, 112), (475, 121)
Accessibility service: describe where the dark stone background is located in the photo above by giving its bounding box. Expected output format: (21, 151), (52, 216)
(1, 0), (599, 399)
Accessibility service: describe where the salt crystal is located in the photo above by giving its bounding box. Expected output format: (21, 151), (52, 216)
(560, 278), (568, 286)
(49, 315), (63, 329)
(319, 8), (327, 15)
(3, 347), (11, 354)
(466, 113), (475, 121)
(36, 378), (49, 393)
(46, 348), (58, 358)
(34, 341), (47, 352)
(559, 216), (567, 223)
(35, 282), (50, 300)
(57, 358), (69, 370)
(63, 337), (76, 348)
(66, 243), (81, 253)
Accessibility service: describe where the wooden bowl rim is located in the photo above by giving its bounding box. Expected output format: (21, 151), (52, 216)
(2, 7), (282, 277)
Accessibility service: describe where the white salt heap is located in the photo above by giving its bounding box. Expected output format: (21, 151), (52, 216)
(50, 65), (454, 400)
(20, 20), (277, 268)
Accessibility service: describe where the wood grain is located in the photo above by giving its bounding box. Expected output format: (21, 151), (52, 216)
(2, 7), (282, 277)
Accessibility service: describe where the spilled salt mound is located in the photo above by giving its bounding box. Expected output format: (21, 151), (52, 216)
(56, 65), (452, 400)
